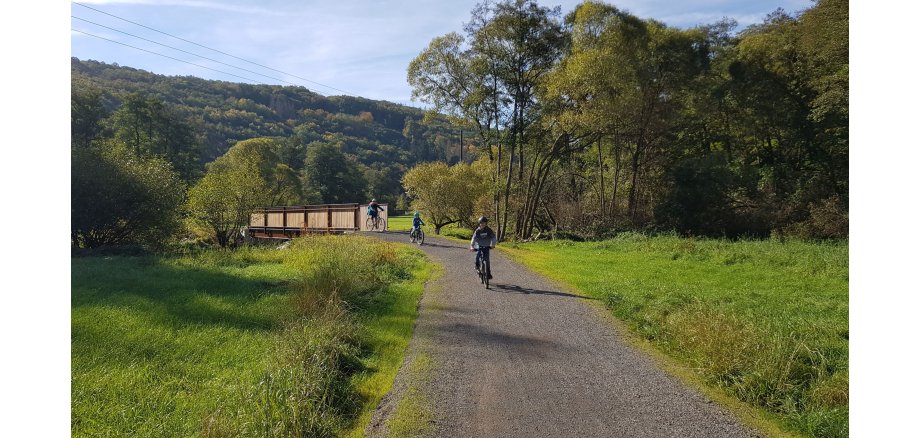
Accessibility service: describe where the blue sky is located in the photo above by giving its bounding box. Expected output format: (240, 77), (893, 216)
(71, 0), (813, 106)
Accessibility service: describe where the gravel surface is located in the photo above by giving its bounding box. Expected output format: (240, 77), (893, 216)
(365, 231), (757, 438)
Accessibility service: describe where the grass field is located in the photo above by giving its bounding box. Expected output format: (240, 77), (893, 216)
(502, 234), (848, 438)
(72, 237), (432, 436)
(388, 215), (413, 231)
(389, 215), (474, 240)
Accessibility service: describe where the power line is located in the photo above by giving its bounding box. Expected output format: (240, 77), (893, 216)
(72, 1), (356, 96)
(72, 15), (303, 88)
(72, 28), (266, 85)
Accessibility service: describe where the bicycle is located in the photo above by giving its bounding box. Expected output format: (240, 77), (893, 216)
(409, 227), (425, 245)
(365, 215), (385, 232)
(472, 245), (491, 289)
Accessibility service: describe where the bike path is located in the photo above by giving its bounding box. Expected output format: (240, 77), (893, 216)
(365, 232), (756, 438)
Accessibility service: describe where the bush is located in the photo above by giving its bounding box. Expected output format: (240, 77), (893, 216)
(780, 195), (848, 239)
(71, 144), (185, 248)
(285, 235), (405, 312)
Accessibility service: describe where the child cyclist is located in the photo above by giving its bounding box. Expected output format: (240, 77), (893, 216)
(410, 212), (425, 240)
(469, 216), (496, 279)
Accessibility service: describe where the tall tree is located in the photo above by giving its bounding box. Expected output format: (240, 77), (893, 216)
(109, 93), (203, 181)
(71, 80), (108, 149)
(409, 0), (565, 240)
(303, 140), (368, 204)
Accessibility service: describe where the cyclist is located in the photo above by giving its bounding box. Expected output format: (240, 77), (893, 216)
(410, 211), (425, 240)
(469, 216), (496, 279)
(367, 198), (384, 225)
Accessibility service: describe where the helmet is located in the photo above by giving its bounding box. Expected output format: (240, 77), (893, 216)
(371, 198), (377, 202)
(478, 216), (488, 223)
(413, 211), (420, 218)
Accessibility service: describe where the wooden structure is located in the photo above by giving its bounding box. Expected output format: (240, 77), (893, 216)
(247, 203), (388, 239)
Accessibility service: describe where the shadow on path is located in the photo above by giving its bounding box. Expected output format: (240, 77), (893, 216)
(491, 283), (595, 300)
(434, 322), (572, 359)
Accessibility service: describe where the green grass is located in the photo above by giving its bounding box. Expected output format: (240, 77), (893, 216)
(388, 215), (413, 232)
(344, 255), (437, 437)
(502, 234), (848, 438)
(73, 237), (434, 437)
(389, 215), (474, 241)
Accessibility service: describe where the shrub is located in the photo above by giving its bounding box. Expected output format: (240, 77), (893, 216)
(71, 144), (185, 248)
(781, 195), (848, 239)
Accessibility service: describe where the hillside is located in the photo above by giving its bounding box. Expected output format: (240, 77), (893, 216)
(72, 57), (465, 201)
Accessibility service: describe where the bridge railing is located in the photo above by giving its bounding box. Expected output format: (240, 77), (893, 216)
(247, 203), (388, 239)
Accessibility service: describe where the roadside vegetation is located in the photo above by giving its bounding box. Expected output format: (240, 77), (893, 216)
(503, 234), (848, 437)
(72, 235), (431, 437)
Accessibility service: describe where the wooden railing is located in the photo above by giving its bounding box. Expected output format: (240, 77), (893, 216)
(247, 203), (388, 239)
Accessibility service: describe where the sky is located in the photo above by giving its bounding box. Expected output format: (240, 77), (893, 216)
(71, 0), (813, 107)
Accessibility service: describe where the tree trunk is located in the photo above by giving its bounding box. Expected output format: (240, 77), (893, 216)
(611, 138), (621, 218)
(628, 139), (642, 221)
(501, 139), (514, 242)
(597, 139), (605, 215)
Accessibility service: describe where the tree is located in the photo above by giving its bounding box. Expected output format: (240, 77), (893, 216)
(402, 161), (490, 234)
(303, 141), (368, 204)
(409, 0), (566, 240)
(72, 143), (185, 248)
(109, 93), (203, 181)
(187, 137), (302, 247)
(545, 2), (711, 224)
(71, 79), (108, 149)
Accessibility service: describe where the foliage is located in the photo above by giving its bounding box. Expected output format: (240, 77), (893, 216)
(71, 79), (108, 149)
(72, 58), (469, 203)
(409, 0), (848, 240)
(303, 140), (368, 204)
(402, 161), (490, 233)
(71, 143), (185, 248)
(187, 138), (301, 247)
(409, 0), (566, 240)
(108, 93), (203, 182)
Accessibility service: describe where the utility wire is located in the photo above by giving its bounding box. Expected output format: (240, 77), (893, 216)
(72, 1), (356, 96)
(72, 15), (302, 88)
(72, 28), (265, 85)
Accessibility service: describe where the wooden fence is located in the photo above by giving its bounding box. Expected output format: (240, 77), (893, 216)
(247, 203), (388, 239)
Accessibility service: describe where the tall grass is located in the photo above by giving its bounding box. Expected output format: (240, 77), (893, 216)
(503, 235), (848, 438)
(74, 236), (428, 437)
(226, 235), (420, 436)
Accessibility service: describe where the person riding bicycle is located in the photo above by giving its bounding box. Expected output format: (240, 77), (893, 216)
(411, 211), (425, 239)
(470, 216), (496, 279)
(367, 198), (384, 221)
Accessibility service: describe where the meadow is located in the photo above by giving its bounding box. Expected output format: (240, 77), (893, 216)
(389, 215), (473, 240)
(72, 236), (432, 437)
(503, 234), (848, 438)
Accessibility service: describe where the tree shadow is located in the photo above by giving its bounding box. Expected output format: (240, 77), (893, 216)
(490, 283), (595, 300)
(433, 322), (574, 359)
(72, 256), (289, 332)
(419, 242), (466, 250)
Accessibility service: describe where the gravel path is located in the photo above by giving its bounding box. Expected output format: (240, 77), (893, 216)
(365, 231), (756, 438)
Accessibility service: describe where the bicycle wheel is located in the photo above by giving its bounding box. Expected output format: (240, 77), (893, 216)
(365, 216), (373, 231)
(483, 259), (490, 289)
(378, 217), (386, 231)
(418, 229), (425, 245)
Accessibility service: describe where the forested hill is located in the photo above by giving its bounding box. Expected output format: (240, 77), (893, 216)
(72, 57), (461, 198)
